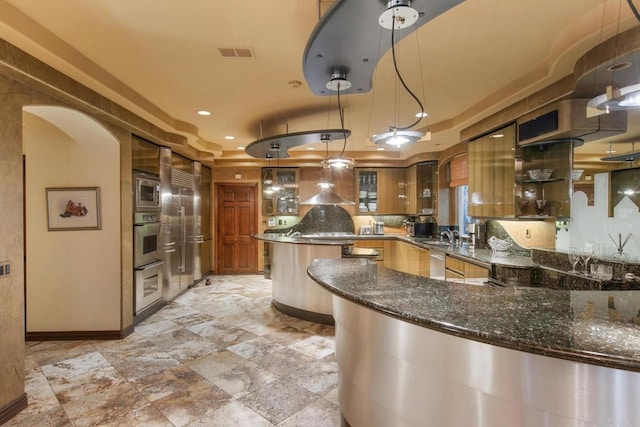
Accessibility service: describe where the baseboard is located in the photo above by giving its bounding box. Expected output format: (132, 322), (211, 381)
(0, 393), (27, 425)
(26, 325), (134, 341)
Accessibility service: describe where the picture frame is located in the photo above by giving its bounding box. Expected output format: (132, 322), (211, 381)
(46, 187), (101, 231)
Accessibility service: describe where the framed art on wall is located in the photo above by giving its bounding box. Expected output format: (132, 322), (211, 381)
(46, 187), (101, 231)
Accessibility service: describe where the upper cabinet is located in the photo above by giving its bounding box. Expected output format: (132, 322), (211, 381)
(415, 162), (437, 215)
(355, 168), (406, 214)
(261, 168), (299, 216)
(516, 139), (575, 218)
(468, 124), (516, 218)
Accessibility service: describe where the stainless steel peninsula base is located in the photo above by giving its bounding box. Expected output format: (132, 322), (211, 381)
(333, 296), (640, 426)
(308, 259), (640, 427)
(269, 241), (342, 325)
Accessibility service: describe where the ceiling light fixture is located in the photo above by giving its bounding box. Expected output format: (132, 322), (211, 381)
(378, 0), (419, 30)
(371, 4), (426, 148)
(197, 110), (211, 116)
(225, 135), (235, 140)
(587, 0), (640, 115)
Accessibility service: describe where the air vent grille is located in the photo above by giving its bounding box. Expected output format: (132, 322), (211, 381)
(171, 169), (194, 189)
(218, 47), (255, 58)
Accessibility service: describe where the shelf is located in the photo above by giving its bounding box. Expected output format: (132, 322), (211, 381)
(520, 178), (567, 184)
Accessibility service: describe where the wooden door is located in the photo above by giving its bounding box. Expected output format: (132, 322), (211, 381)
(216, 184), (258, 274)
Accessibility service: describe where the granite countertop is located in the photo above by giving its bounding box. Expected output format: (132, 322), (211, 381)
(307, 258), (640, 372)
(255, 233), (538, 269)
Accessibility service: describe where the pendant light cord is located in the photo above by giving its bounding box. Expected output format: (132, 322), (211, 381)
(627, 0), (640, 22)
(336, 82), (348, 157)
(390, 9), (424, 131)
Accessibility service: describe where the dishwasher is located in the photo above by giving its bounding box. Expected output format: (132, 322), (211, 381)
(429, 250), (445, 281)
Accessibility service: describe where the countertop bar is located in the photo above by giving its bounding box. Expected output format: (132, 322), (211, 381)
(307, 258), (640, 372)
(255, 233), (537, 269)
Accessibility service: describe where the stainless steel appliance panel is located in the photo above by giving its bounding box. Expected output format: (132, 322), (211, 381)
(134, 173), (161, 212)
(133, 218), (161, 268)
(192, 162), (205, 281)
(134, 259), (164, 314)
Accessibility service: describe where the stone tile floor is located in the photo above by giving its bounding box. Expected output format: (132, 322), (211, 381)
(7, 275), (341, 426)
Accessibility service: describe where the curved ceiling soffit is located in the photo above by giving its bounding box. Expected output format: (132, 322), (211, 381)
(245, 129), (351, 159)
(23, 105), (118, 145)
(302, 0), (466, 96)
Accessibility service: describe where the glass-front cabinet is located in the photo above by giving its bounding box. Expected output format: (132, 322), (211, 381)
(261, 168), (299, 215)
(355, 168), (406, 214)
(468, 123), (516, 218)
(416, 161), (437, 214)
(515, 139), (574, 218)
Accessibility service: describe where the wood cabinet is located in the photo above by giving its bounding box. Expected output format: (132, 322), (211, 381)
(383, 241), (429, 276)
(468, 124), (516, 218)
(515, 139), (574, 218)
(416, 161), (437, 215)
(355, 168), (407, 214)
(261, 168), (299, 215)
(445, 255), (489, 285)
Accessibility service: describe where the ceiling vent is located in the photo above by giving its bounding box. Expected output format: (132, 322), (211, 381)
(517, 99), (627, 146)
(218, 47), (255, 58)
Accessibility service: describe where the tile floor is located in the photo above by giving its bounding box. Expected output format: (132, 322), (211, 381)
(7, 275), (342, 426)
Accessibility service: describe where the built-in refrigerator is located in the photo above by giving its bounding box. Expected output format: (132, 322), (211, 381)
(160, 149), (197, 299)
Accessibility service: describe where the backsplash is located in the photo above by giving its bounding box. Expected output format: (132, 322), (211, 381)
(556, 172), (640, 262)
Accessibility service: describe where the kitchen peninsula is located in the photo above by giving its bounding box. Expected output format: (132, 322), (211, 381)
(307, 258), (640, 427)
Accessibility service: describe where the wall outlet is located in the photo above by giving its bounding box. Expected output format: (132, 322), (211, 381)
(267, 218), (276, 227)
(0, 260), (9, 277)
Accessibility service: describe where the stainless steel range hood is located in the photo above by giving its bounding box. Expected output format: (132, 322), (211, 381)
(300, 189), (355, 206)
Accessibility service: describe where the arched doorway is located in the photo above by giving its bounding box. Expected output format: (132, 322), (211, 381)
(22, 106), (123, 336)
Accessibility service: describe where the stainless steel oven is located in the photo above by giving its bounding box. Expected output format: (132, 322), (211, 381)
(135, 259), (164, 314)
(134, 212), (161, 267)
(134, 173), (161, 212)
(133, 211), (164, 315)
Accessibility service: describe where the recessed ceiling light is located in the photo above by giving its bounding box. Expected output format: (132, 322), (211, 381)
(197, 110), (211, 116)
(415, 112), (428, 118)
(377, 147), (385, 151)
(236, 146), (244, 150)
(606, 149), (617, 154)
(491, 134), (504, 138)
(225, 135), (235, 140)
(307, 147), (315, 150)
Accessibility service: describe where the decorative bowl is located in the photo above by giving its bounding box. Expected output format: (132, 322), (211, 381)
(527, 169), (553, 180)
(488, 236), (511, 254)
(570, 169), (584, 180)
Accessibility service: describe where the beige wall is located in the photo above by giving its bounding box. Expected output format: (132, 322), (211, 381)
(23, 112), (121, 332)
(0, 76), (26, 413)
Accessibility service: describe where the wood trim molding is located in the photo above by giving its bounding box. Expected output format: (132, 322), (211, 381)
(25, 325), (134, 341)
(0, 393), (27, 425)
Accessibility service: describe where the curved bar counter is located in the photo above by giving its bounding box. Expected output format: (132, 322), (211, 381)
(308, 258), (640, 427)
(255, 234), (348, 324)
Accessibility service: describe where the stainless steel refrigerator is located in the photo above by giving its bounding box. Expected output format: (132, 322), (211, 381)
(160, 148), (197, 300)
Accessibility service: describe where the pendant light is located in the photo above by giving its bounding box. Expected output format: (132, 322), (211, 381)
(322, 71), (355, 169)
(371, 2), (426, 147)
(587, 0), (640, 114)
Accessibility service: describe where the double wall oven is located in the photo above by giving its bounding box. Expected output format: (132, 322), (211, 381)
(133, 173), (164, 316)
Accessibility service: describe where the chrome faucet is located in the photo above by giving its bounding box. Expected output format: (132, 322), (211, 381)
(441, 229), (460, 246)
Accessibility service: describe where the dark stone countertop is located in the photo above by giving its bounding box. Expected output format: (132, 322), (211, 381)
(307, 258), (640, 373)
(255, 233), (537, 269)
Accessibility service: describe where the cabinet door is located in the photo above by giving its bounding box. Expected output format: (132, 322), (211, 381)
(405, 165), (417, 214)
(468, 124), (515, 217)
(377, 168), (407, 214)
(384, 241), (429, 276)
(416, 162), (437, 214)
(262, 168), (299, 215)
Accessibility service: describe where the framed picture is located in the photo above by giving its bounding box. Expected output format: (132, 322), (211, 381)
(46, 187), (101, 231)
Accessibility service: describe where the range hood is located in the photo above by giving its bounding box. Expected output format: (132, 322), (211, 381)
(517, 99), (627, 146)
(300, 189), (355, 206)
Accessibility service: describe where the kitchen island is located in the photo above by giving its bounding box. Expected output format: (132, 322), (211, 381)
(307, 258), (640, 427)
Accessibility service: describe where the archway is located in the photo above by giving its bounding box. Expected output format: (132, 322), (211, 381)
(23, 106), (122, 335)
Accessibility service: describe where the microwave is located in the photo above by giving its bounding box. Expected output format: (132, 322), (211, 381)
(134, 174), (161, 211)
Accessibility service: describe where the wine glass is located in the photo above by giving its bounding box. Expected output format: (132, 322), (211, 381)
(568, 247), (580, 273)
(582, 241), (600, 276)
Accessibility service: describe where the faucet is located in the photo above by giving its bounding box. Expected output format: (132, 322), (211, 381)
(441, 229), (460, 246)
